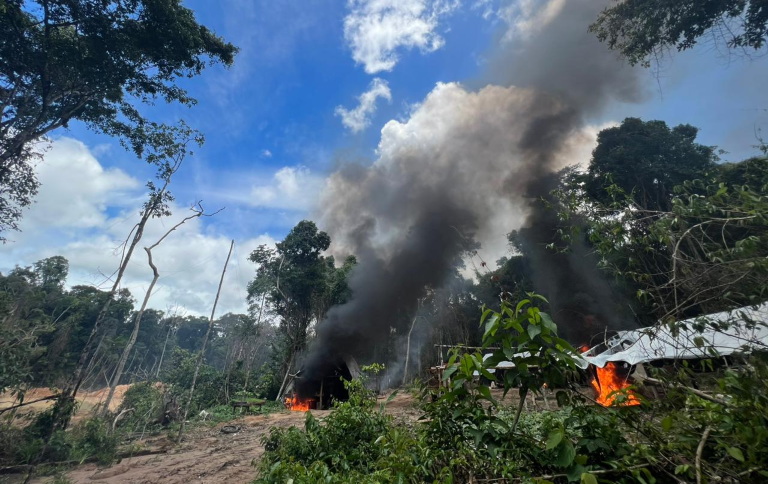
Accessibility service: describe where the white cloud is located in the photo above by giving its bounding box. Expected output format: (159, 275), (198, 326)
(262, 149), (273, 158)
(335, 78), (392, 132)
(26, 138), (139, 230)
(343, 0), (460, 74)
(250, 165), (325, 211)
(496, 0), (567, 41)
(0, 137), (276, 316)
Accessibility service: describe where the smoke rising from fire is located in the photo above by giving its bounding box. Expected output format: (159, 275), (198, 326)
(304, 0), (646, 381)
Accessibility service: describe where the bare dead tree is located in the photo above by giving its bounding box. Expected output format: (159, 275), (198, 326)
(243, 293), (268, 392)
(45, 138), (198, 446)
(177, 239), (234, 444)
(156, 305), (184, 378)
(402, 299), (423, 386)
(100, 202), (223, 415)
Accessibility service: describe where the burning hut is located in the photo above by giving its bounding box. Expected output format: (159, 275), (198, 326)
(284, 354), (361, 411)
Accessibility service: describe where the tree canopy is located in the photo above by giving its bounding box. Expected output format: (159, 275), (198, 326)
(590, 0), (768, 67)
(0, 0), (237, 236)
(583, 117), (718, 212)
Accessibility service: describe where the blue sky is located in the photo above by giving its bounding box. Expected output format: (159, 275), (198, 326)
(2, 0), (767, 315)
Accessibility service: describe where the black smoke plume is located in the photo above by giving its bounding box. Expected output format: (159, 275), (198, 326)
(302, 0), (646, 387)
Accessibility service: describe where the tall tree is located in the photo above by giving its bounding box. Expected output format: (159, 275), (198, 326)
(0, 0), (237, 236)
(583, 118), (717, 212)
(247, 220), (353, 400)
(557, 139), (768, 321)
(590, 0), (768, 68)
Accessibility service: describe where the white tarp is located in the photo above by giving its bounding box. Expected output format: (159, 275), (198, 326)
(584, 304), (768, 369)
(470, 304), (767, 374)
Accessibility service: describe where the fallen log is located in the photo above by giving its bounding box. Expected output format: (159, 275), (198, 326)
(0, 448), (169, 475)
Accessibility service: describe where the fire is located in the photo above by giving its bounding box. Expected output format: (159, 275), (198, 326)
(579, 345), (590, 354)
(590, 363), (640, 407)
(285, 395), (315, 412)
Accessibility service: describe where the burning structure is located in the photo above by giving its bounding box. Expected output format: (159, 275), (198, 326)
(284, 355), (361, 410)
(581, 304), (768, 405)
(432, 305), (768, 408)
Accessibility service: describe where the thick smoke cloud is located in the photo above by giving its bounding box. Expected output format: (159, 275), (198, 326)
(304, 0), (646, 384)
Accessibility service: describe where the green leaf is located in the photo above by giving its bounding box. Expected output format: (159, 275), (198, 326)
(580, 473), (598, 484)
(477, 385), (498, 406)
(566, 463), (586, 482)
(727, 447), (745, 462)
(661, 415), (673, 432)
(479, 368), (497, 381)
(479, 307), (493, 327)
(540, 312), (557, 332)
(515, 299), (531, 315)
(442, 365), (458, 381)
(484, 313), (499, 338)
(554, 441), (576, 467)
(546, 428), (564, 450)
(527, 323), (542, 339)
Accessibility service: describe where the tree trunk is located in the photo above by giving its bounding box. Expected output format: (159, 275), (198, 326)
(402, 302), (421, 386)
(156, 324), (173, 379)
(276, 351), (295, 402)
(101, 208), (205, 415)
(177, 240), (234, 444)
(243, 293), (267, 393)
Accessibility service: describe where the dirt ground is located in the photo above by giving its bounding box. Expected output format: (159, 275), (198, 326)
(0, 385), (131, 422)
(2, 387), (557, 484)
(0, 391), (420, 484)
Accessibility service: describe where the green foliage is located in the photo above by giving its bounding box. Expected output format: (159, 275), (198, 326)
(255, 375), (424, 484)
(0, 410), (117, 466)
(0, 0), (237, 235)
(116, 381), (164, 431)
(631, 354), (768, 483)
(583, 118), (717, 212)
(164, 348), (224, 411)
(558, 145), (768, 320)
(67, 418), (118, 465)
(590, 0), (768, 68)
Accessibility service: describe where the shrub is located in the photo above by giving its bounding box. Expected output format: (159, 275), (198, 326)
(117, 381), (164, 431)
(68, 417), (118, 465)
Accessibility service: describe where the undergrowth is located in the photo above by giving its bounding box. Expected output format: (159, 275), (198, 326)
(253, 296), (768, 484)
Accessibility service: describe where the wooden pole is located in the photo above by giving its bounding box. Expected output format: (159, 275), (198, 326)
(319, 378), (324, 410)
(177, 240), (234, 444)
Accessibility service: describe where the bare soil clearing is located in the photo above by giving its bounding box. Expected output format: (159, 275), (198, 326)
(0, 385), (130, 422)
(32, 411), (327, 484)
(5, 388), (554, 484)
(8, 391), (418, 484)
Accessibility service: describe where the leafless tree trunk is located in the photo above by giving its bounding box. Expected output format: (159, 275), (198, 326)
(244, 293), (268, 392)
(402, 300), (422, 386)
(156, 322), (174, 379)
(50, 150), (190, 439)
(177, 240), (234, 444)
(276, 352), (295, 403)
(101, 205), (216, 415)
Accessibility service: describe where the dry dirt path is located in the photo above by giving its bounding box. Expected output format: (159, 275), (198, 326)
(22, 391), (420, 484)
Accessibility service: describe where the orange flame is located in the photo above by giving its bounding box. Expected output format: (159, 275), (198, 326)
(590, 363), (640, 407)
(579, 345), (590, 354)
(285, 395), (314, 412)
